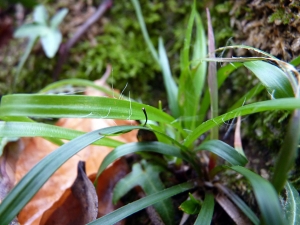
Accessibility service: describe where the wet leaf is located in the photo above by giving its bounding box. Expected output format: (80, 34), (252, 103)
(40, 161), (98, 225)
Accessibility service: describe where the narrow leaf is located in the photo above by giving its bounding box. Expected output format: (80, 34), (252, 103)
(158, 38), (179, 117)
(282, 182), (300, 225)
(0, 126), (139, 224)
(0, 121), (123, 147)
(184, 98), (300, 146)
(244, 61), (294, 98)
(113, 161), (174, 225)
(14, 23), (48, 38)
(231, 166), (286, 225)
(198, 63), (242, 124)
(0, 94), (175, 125)
(194, 192), (214, 225)
(39, 78), (122, 99)
(192, 12), (207, 107)
(87, 181), (195, 225)
(96, 142), (191, 181)
(131, 0), (159, 63)
(33, 5), (48, 24)
(216, 183), (259, 225)
(195, 140), (248, 166)
(50, 8), (68, 28)
(272, 110), (300, 192)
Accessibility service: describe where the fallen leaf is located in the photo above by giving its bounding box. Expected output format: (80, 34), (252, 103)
(0, 142), (21, 225)
(0, 78), (137, 225)
(40, 161), (98, 225)
(90, 158), (129, 225)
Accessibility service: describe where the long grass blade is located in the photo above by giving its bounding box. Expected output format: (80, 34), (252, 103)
(0, 121), (123, 147)
(158, 38), (179, 117)
(184, 98), (300, 146)
(198, 63), (242, 124)
(272, 110), (300, 192)
(231, 166), (285, 225)
(87, 181), (195, 225)
(131, 0), (159, 64)
(244, 61), (294, 98)
(0, 125), (138, 224)
(194, 192), (214, 225)
(0, 94), (175, 124)
(215, 183), (259, 225)
(195, 140), (247, 166)
(95, 142), (191, 181)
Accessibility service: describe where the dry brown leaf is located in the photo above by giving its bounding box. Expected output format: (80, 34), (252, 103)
(40, 161), (98, 225)
(0, 79), (137, 225)
(89, 158), (128, 221)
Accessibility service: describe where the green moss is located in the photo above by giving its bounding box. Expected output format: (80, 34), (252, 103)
(65, 0), (195, 101)
(268, 8), (294, 25)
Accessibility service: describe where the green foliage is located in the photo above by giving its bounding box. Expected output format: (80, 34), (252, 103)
(69, 0), (196, 101)
(268, 8), (294, 25)
(281, 182), (300, 225)
(179, 193), (202, 215)
(113, 160), (174, 225)
(14, 5), (68, 58)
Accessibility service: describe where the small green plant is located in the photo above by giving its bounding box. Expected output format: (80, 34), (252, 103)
(1, 1), (300, 224)
(13, 4), (67, 88)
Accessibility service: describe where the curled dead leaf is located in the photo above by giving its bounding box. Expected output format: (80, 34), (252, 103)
(0, 79), (137, 225)
(90, 158), (128, 225)
(40, 161), (98, 225)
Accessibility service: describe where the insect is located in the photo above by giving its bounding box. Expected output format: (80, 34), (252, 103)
(136, 108), (158, 142)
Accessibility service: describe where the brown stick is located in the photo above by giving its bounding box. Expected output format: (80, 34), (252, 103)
(53, 0), (113, 80)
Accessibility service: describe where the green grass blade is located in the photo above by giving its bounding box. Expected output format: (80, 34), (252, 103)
(215, 45), (277, 59)
(0, 125), (136, 224)
(228, 84), (264, 111)
(177, 3), (201, 130)
(14, 36), (37, 92)
(244, 61), (295, 98)
(96, 142), (191, 180)
(0, 94), (175, 124)
(192, 12), (207, 99)
(216, 184), (259, 225)
(131, 0), (159, 64)
(195, 140), (248, 166)
(272, 110), (300, 192)
(113, 161), (174, 225)
(158, 38), (179, 117)
(231, 166), (286, 225)
(0, 121), (123, 147)
(184, 98), (300, 146)
(198, 63), (242, 124)
(39, 78), (126, 100)
(194, 192), (214, 225)
(290, 55), (300, 66)
(182, 2), (195, 69)
(282, 182), (300, 224)
(0, 116), (64, 147)
(87, 181), (195, 225)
